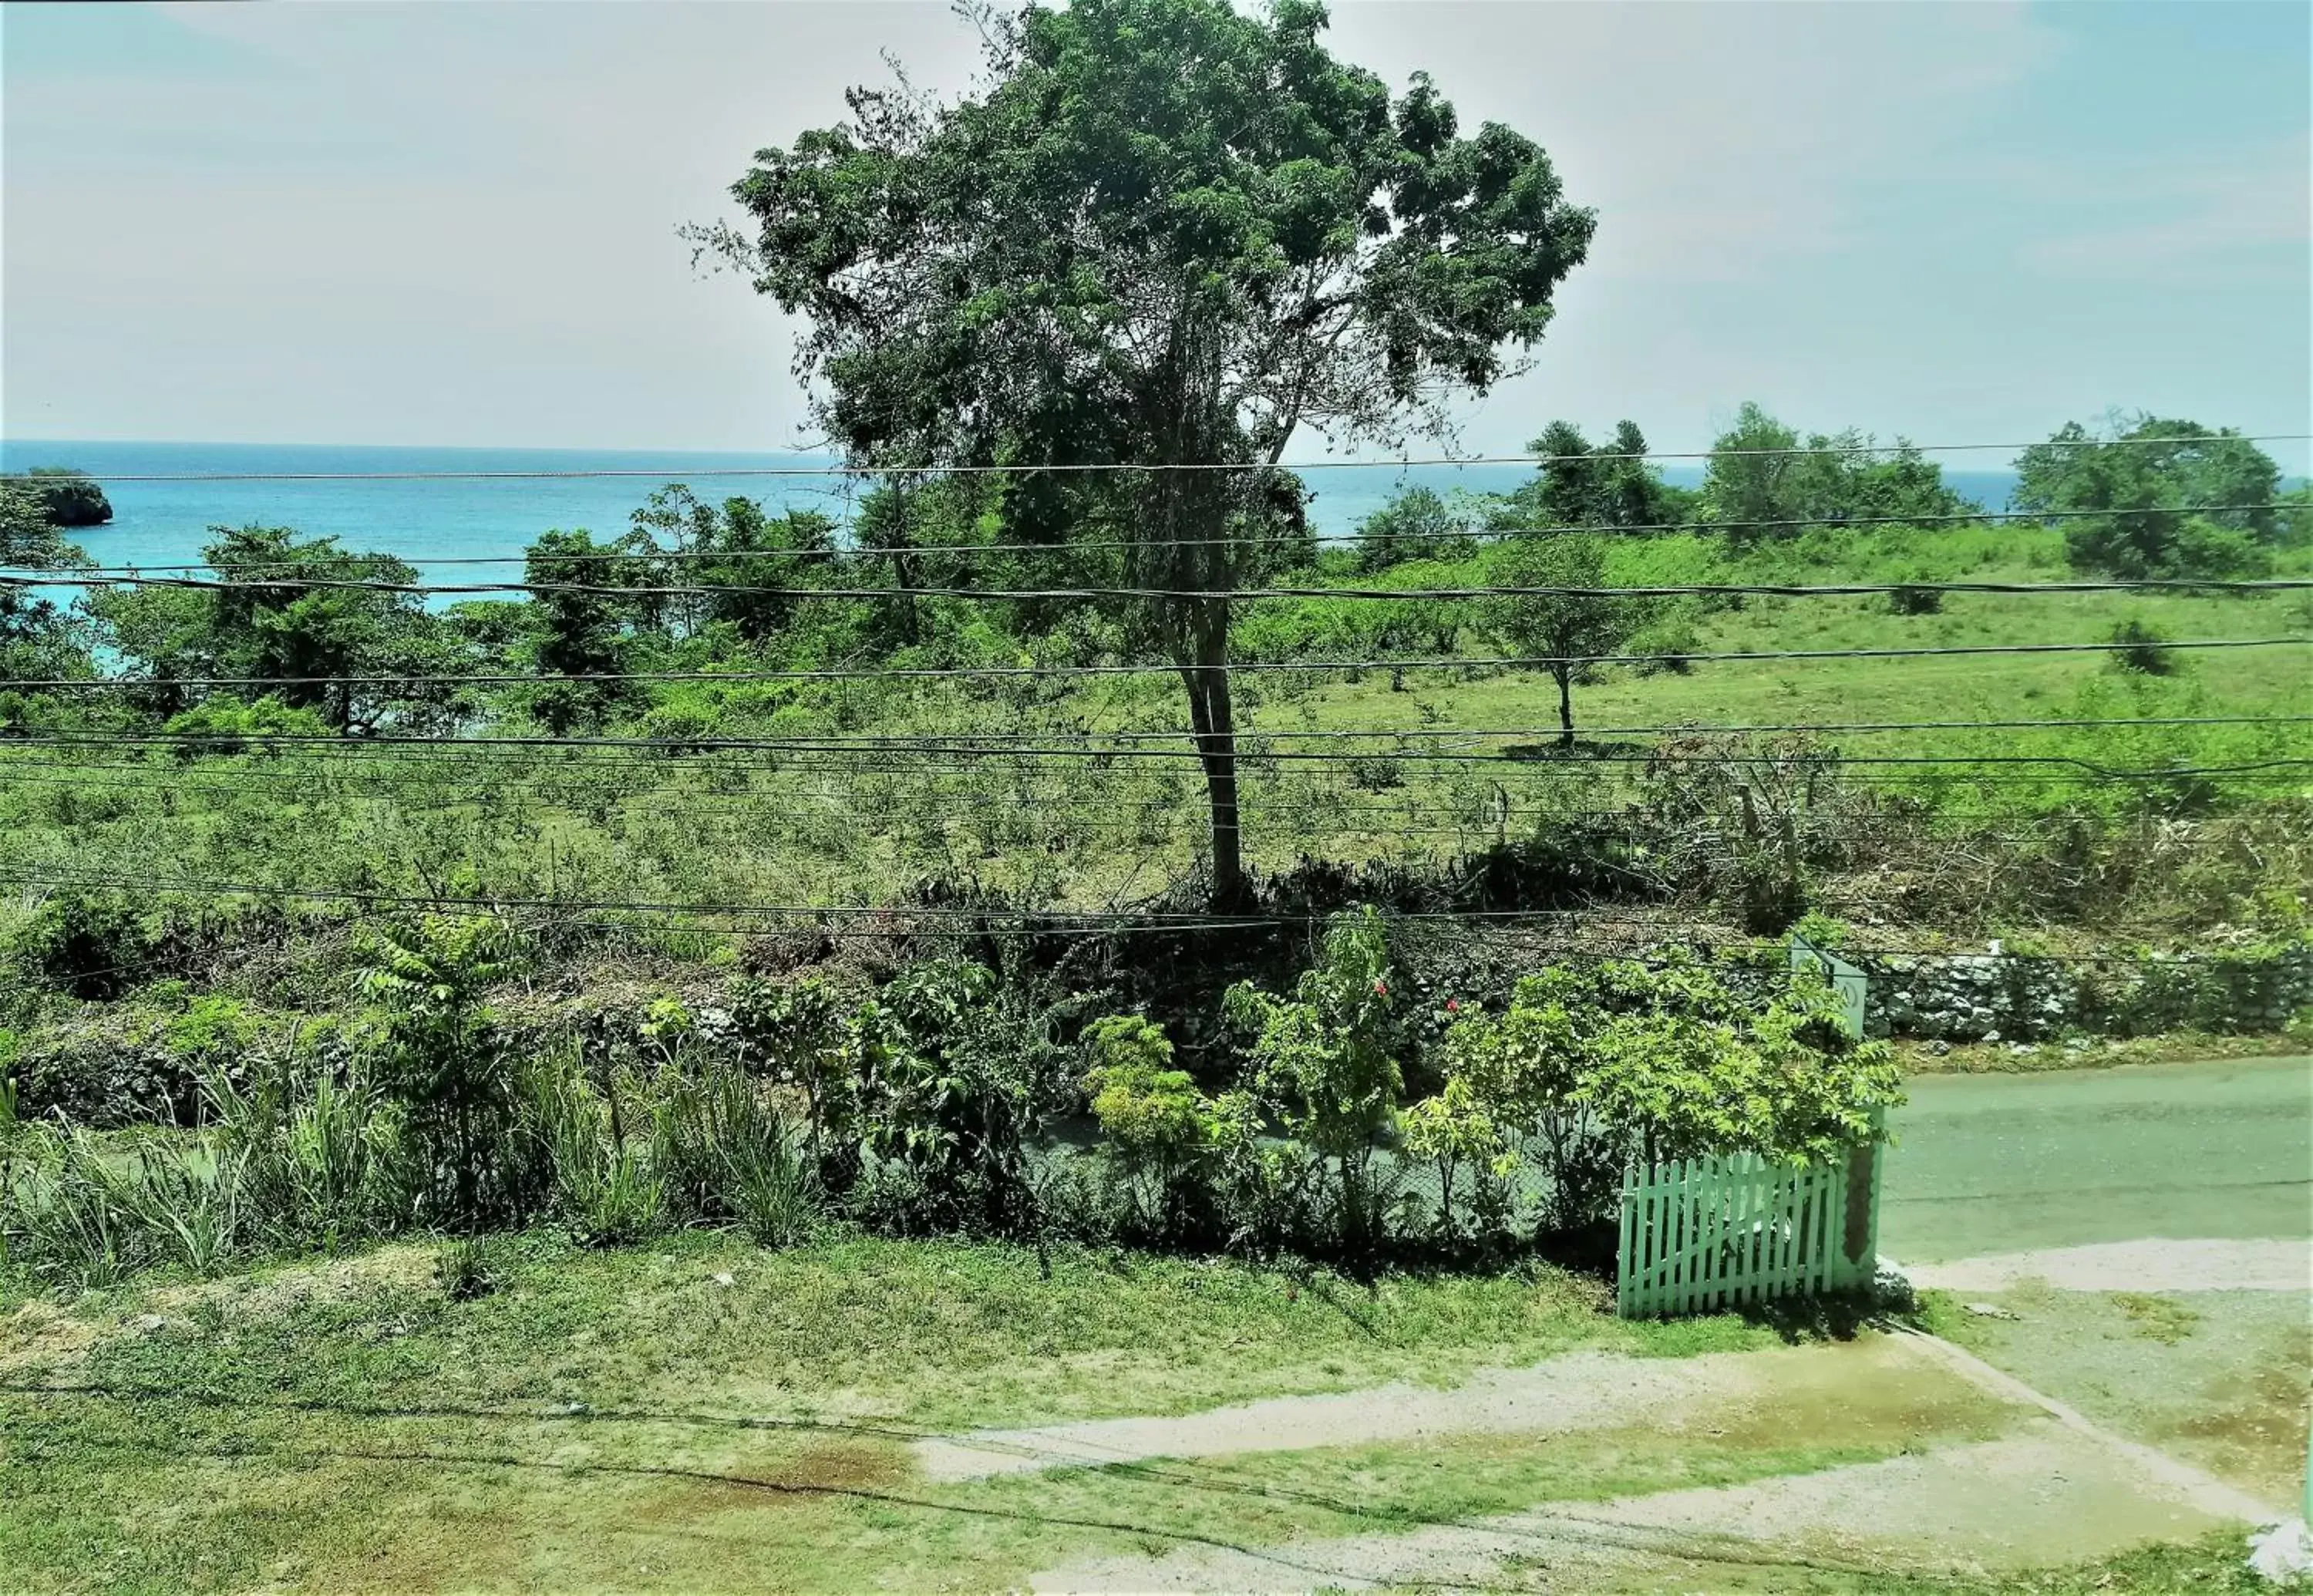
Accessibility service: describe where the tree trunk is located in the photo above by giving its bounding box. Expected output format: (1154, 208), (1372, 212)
(1555, 665), (1575, 749)
(893, 551), (920, 645)
(1183, 597), (1245, 909)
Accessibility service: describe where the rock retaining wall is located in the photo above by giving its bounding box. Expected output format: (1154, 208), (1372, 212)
(1860, 939), (2313, 1042)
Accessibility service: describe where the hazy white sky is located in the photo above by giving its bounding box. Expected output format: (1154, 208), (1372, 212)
(5, 2), (2308, 470)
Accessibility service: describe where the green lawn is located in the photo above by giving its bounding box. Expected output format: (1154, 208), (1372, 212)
(2, 1231), (1799, 1591)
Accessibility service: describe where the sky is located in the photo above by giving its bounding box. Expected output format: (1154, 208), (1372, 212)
(4, 1), (2308, 473)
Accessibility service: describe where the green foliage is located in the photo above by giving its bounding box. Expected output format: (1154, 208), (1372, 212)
(1082, 1013), (1230, 1239)
(158, 693), (332, 757)
(15, 889), (148, 1001)
(1082, 1015), (1204, 1154)
(204, 1049), (411, 1246)
(521, 529), (637, 732)
(86, 524), (472, 732)
(163, 995), (256, 1069)
(1506, 419), (1679, 531)
(1394, 1076), (1508, 1240)
(436, 1235), (498, 1301)
(1699, 402), (1976, 539)
(1578, 966), (1903, 1168)
(356, 916), (530, 1228)
(0, 1123), (250, 1285)
(2017, 413), (2284, 578)
(1353, 486), (1473, 572)
(1440, 959), (1903, 1228)
(703, 0), (1594, 903)
(1227, 905), (1404, 1158)
(853, 956), (1082, 1234)
(1225, 904), (1409, 1248)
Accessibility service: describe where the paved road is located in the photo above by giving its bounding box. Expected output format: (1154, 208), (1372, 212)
(1878, 1055), (2312, 1263)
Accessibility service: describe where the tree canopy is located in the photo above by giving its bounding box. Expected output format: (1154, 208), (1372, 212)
(2014, 412), (2284, 579)
(1699, 402), (1976, 539)
(701, 0), (1594, 903)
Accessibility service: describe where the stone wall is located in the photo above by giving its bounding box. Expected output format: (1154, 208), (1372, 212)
(1860, 937), (2313, 1042)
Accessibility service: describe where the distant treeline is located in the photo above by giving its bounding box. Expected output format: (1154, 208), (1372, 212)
(2, 405), (2304, 745)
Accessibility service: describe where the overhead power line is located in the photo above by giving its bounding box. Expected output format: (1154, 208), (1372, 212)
(13, 570), (2311, 601)
(2, 729), (2301, 777)
(12, 501), (2298, 573)
(2, 635), (2305, 695)
(4, 432), (2305, 483)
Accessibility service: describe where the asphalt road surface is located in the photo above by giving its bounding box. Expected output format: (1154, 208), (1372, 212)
(1878, 1054), (2312, 1263)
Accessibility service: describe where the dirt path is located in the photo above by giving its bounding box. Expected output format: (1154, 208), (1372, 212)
(1030, 1424), (2247, 1593)
(1906, 1237), (2312, 1293)
(915, 1336), (1926, 1483)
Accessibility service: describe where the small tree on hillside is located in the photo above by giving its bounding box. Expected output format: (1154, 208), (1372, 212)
(1482, 533), (1643, 747)
(693, 0), (1594, 906)
(1352, 485), (1469, 573)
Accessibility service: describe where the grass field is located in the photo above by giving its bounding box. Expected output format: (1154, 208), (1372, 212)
(2, 1230), (2288, 1594)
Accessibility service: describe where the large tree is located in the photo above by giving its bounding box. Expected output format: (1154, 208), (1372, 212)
(89, 524), (463, 732)
(699, 0), (1592, 905)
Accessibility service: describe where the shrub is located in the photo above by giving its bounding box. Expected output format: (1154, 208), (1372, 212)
(1438, 959), (1903, 1231)
(0, 1124), (245, 1285)
(1394, 1078), (1509, 1241)
(1224, 905), (1409, 1251)
(205, 1044), (412, 1244)
(1082, 1014), (1224, 1240)
(2106, 618), (2177, 675)
(858, 955), (1082, 1236)
(358, 916), (534, 1229)
(648, 1059), (817, 1242)
(17, 890), (146, 1001)
(159, 695), (332, 759)
(436, 1236), (498, 1301)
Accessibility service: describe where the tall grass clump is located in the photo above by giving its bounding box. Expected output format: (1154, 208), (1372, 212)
(0, 1124), (243, 1286)
(204, 1049), (414, 1248)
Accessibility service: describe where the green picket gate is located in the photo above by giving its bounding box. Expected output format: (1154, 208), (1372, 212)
(1615, 1131), (1881, 1317)
(1614, 933), (1883, 1318)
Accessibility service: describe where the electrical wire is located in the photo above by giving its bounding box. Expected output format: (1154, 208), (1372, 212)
(15, 570), (2312, 601)
(5, 431), (2305, 483)
(12, 500), (2298, 572)
(5, 633), (2306, 694)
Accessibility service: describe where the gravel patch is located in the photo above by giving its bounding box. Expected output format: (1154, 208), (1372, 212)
(1907, 1237), (2311, 1293)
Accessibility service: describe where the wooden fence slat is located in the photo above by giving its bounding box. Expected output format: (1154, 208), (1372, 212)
(1638, 1163), (1658, 1316)
(1813, 1160), (1834, 1296)
(1702, 1160), (1723, 1311)
(1699, 1160), (1719, 1313)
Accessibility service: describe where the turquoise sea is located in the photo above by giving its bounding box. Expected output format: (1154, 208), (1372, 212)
(1, 439), (2022, 588)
